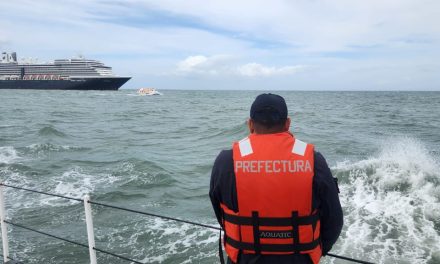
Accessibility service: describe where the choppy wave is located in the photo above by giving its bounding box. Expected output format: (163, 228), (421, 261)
(94, 217), (219, 264)
(0, 146), (20, 164)
(2, 90), (440, 263)
(38, 126), (67, 137)
(333, 137), (440, 264)
(25, 143), (90, 154)
(112, 159), (176, 186)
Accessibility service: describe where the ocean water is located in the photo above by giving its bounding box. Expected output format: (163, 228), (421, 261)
(0, 89), (439, 264)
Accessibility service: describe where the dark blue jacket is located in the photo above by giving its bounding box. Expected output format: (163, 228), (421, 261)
(210, 149), (343, 264)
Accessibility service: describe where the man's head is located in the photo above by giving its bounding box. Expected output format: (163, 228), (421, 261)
(248, 93), (291, 134)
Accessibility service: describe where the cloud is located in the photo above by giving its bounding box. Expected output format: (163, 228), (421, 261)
(176, 55), (233, 75)
(5, 0), (439, 55)
(141, 0), (440, 52)
(176, 55), (307, 77)
(177, 55), (208, 71)
(237, 63), (307, 77)
(3, 0), (440, 57)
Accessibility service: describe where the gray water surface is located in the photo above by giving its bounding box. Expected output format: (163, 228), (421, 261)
(1, 90), (439, 263)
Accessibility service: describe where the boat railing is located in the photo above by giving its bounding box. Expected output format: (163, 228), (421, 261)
(0, 183), (155, 264)
(0, 183), (374, 264)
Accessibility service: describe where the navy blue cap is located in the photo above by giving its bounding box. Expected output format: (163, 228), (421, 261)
(250, 93), (288, 124)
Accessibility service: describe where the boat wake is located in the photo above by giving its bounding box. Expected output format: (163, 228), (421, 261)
(1, 136), (439, 263)
(332, 137), (440, 264)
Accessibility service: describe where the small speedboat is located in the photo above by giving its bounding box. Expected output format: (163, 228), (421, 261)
(138, 88), (162, 96)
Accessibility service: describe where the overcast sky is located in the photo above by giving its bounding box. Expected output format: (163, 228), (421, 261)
(1, 0), (439, 90)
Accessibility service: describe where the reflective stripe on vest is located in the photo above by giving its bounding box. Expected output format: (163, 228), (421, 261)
(222, 132), (322, 264)
(292, 138), (307, 156)
(238, 137), (253, 157)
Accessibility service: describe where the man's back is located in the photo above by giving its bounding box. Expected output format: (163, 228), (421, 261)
(210, 148), (343, 263)
(209, 93), (343, 263)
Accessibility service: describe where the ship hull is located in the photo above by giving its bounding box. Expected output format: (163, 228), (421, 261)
(0, 77), (130, 90)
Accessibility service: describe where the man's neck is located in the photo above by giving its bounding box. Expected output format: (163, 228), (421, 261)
(253, 129), (288, 135)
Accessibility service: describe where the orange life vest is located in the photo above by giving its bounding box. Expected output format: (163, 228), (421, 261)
(221, 132), (322, 263)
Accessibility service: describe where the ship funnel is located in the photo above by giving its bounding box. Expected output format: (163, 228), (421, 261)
(11, 52), (17, 62)
(1, 52), (18, 63)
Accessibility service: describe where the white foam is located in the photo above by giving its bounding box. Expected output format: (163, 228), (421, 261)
(39, 167), (116, 206)
(26, 143), (87, 154)
(332, 137), (440, 264)
(0, 146), (19, 164)
(131, 217), (219, 263)
(1, 169), (37, 212)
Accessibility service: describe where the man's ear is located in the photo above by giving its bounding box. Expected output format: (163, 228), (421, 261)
(247, 118), (255, 134)
(284, 117), (291, 131)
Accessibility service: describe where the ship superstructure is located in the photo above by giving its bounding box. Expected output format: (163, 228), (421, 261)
(0, 52), (130, 90)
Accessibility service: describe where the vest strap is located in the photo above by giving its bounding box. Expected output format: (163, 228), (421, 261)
(223, 211), (319, 227)
(291, 211), (299, 253)
(252, 211), (261, 254)
(225, 236), (320, 252)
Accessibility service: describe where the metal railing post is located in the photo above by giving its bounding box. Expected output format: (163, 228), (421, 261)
(84, 195), (97, 264)
(0, 183), (10, 262)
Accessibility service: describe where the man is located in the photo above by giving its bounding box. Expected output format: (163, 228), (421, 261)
(210, 93), (343, 264)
